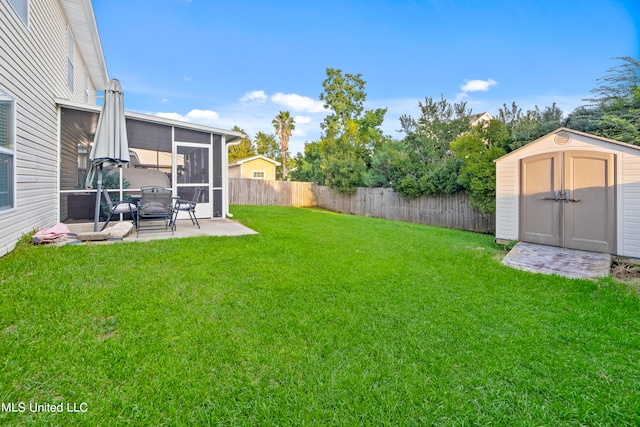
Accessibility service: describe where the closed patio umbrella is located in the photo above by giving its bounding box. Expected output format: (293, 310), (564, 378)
(85, 79), (130, 231)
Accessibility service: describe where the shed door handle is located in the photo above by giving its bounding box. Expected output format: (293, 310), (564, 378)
(564, 190), (580, 203)
(541, 191), (559, 202)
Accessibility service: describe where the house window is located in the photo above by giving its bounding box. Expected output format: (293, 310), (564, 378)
(67, 26), (75, 92)
(7, 0), (28, 26)
(252, 170), (265, 180)
(0, 90), (15, 211)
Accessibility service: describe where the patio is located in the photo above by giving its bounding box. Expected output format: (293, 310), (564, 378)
(62, 218), (257, 245)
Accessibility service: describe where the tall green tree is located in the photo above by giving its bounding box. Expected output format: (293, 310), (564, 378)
(319, 68), (367, 138)
(496, 102), (563, 150)
(318, 68), (389, 193)
(272, 111), (295, 179)
(538, 103), (564, 136)
(254, 131), (279, 159)
(564, 105), (604, 134)
(289, 142), (324, 184)
(451, 121), (508, 214)
(228, 126), (255, 162)
(497, 102), (537, 149)
(596, 85), (640, 143)
(390, 96), (470, 198)
(362, 140), (404, 188)
(566, 57), (640, 144)
(399, 95), (472, 159)
(585, 56), (640, 105)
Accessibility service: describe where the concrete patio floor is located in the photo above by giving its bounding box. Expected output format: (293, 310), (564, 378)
(502, 242), (611, 280)
(64, 218), (257, 245)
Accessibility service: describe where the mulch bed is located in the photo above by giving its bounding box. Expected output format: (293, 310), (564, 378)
(611, 259), (640, 293)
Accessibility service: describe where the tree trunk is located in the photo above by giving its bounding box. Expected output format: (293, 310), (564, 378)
(281, 150), (287, 179)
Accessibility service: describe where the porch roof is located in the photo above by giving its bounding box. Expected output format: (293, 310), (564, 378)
(56, 98), (245, 145)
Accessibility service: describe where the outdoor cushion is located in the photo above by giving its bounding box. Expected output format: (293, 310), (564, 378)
(141, 202), (169, 214)
(176, 202), (195, 211)
(112, 202), (136, 214)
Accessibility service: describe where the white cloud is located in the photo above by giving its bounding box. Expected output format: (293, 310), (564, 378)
(456, 78), (498, 102)
(294, 115), (311, 124)
(240, 90), (268, 103)
(186, 109), (220, 122)
(271, 92), (325, 113)
(155, 109), (220, 125)
(460, 79), (497, 93)
(155, 112), (185, 121)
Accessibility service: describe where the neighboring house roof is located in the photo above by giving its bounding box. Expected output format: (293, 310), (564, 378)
(61, 0), (109, 89)
(470, 112), (493, 127)
(495, 127), (640, 163)
(229, 155), (281, 168)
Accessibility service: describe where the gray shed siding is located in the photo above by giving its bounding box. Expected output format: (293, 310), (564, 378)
(495, 160), (518, 241)
(0, 0), (99, 256)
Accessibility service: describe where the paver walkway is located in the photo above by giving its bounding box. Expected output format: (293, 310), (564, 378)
(502, 242), (611, 280)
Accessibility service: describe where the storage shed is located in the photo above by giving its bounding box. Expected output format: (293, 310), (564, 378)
(495, 128), (640, 258)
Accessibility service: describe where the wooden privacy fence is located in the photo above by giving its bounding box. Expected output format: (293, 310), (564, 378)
(229, 178), (317, 207)
(229, 178), (495, 233)
(314, 186), (495, 234)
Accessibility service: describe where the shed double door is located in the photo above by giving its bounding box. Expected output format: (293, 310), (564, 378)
(519, 151), (615, 253)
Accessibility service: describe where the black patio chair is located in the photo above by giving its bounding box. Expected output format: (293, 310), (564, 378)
(100, 186), (138, 231)
(173, 187), (203, 229)
(136, 186), (175, 236)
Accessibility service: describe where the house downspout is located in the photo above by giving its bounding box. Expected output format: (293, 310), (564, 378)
(224, 135), (241, 218)
(56, 104), (62, 223)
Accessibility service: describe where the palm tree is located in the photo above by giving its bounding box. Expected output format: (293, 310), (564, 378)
(272, 111), (295, 179)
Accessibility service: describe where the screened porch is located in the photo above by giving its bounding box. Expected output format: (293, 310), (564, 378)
(57, 102), (240, 223)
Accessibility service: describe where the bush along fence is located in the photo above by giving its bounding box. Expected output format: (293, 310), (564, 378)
(229, 178), (496, 234)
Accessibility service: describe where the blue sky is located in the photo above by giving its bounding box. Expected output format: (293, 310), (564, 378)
(92, 0), (639, 155)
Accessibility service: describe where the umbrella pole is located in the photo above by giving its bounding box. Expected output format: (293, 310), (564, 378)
(93, 164), (103, 232)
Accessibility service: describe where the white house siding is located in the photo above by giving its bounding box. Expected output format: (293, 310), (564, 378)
(495, 129), (640, 258)
(0, 0), (98, 256)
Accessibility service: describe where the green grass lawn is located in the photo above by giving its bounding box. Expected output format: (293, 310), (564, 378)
(1, 206), (639, 426)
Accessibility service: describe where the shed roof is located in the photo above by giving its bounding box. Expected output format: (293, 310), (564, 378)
(229, 155), (281, 167)
(495, 127), (640, 163)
